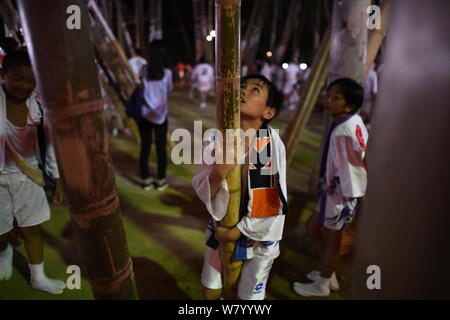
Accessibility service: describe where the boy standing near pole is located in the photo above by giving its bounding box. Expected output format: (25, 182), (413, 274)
(293, 78), (368, 297)
(0, 50), (65, 294)
(193, 74), (288, 300)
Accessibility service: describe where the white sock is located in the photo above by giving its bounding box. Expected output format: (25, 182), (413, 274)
(0, 243), (13, 281)
(29, 262), (66, 294)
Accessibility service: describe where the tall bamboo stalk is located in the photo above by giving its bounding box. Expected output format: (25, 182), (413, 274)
(17, 0), (138, 299)
(215, 0), (242, 299)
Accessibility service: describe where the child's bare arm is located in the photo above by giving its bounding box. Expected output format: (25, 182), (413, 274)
(215, 226), (241, 243)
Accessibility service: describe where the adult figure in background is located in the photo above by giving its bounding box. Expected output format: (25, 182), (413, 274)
(138, 40), (173, 191)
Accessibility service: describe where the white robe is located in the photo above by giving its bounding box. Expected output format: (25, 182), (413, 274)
(192, 127), (287, 242)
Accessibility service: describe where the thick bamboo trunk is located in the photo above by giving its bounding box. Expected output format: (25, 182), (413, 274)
(364, 0), (391, 80)
(283, 29), (330, 166)
(351, 0), (450, 299)
(17, 0), (138, 299)
(215, 0), (242, 299)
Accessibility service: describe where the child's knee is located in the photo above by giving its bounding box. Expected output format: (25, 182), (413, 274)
(202, 286), (222, 300)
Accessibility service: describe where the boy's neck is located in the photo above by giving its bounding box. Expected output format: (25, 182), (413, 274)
(240, 118), (265, 133)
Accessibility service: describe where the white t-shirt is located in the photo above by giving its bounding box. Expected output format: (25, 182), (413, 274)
(192, 63), (215, 91)
(141, 68), (173, 124)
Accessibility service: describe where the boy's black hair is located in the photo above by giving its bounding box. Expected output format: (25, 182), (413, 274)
(328, 77), (364, 114)
(2, 49), (31, 73)
(146, 40), (166, 81)
(241, 74), (283, 122)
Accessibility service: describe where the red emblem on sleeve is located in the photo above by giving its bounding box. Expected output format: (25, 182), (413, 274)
(356, 125), (366, 150)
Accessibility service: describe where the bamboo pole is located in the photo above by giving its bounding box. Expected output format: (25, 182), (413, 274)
(215, 0), (242, 299)
(363, 0), (391, 80)
(17, 0), (138, 299)
(283, 28), (330, 166)
(88, 0), (139, 89)
(351, 0), (450, 298)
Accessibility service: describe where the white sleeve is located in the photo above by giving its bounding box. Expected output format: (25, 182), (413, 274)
(192, 162), (230, 221)
(331, 134), (367, 198)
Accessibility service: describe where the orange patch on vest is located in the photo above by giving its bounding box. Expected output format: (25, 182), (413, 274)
(250, 187), (280, 218)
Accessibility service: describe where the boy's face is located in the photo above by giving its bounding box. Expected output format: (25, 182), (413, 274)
(2, 65), (36, 102)
(240, 78), (276, 122)
(324, 84), (352, 118)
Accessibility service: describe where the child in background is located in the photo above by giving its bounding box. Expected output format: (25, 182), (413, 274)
(138, 40), (173, 191)
(0, 50), (65, 294)
(293, 78), (368, 297)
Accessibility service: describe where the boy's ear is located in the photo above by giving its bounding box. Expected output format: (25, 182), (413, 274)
(344, 104), (354, 114)
(263, 106), (277, 121)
